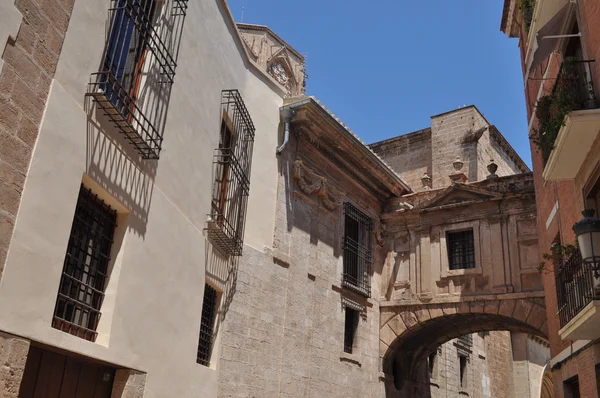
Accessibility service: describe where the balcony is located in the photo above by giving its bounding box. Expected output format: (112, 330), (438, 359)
(540, 59), (600, 181)
(557, 252), (600, 340)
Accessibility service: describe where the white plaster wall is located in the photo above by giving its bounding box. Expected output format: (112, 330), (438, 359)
(0, 0), (282, 397)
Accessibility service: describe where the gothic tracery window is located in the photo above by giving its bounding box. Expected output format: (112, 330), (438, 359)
(269, 62), (290, 87)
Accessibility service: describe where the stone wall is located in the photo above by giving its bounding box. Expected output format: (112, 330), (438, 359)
(0, 0), (73, 278)
(370, 106), (527, 193)
(111, 370), (147, 398)
(487, 331), (515, 398)
(430, 107), (488, 188)
(369, 128), (432, 191)
(0, 331), (30, 397)
(217, 131), (386, 397)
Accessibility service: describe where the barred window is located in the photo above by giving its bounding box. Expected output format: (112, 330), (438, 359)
(344, 308), (359, 354)
(88, 0), (188, 159)
(342, 202), (372, 297)
(52, 185), (117, 341)
(447, 230), (475, 270)
(206, 90), (255, 256)
(197, 284), (218, 366)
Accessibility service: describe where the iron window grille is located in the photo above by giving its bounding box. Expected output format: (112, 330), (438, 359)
(52, 185), (117, 341)
(344, 308), (359, 354)
(87, 0), (188, 159)
(447, 230), (475, 270)
(206, 90), (255, 257)
(197, 284), (218, 366)
(342, 202), (372, 297)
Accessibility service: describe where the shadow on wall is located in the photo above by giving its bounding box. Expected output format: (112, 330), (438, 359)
(85, 96), (157, 238)
(205, 242), (239, 327)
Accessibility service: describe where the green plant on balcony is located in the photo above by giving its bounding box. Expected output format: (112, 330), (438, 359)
(520, 0), (535, 32)
(537, 242), (578, 276)
(530, 57), (581, 162)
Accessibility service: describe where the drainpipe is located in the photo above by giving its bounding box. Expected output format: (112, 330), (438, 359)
(276, 107), (294, 155)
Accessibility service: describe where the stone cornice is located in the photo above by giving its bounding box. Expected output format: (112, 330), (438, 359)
(283, 98), (412, 198)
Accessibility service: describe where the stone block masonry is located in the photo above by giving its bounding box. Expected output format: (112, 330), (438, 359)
(0, 0), (74, 279)
(0, 331), (30, 397)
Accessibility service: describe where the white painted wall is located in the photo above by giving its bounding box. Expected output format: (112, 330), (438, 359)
(0, 0), (283, 397)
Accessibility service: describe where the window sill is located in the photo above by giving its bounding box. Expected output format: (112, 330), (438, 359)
(340, 352), (361, 367)
(442, 267), (482, 278)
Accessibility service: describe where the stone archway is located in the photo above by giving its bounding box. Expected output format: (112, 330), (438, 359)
(540, 364), (554, 398)
(380, 297), (547, 397)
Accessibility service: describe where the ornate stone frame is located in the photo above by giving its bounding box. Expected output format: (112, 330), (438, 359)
(439, 220), (482, 278)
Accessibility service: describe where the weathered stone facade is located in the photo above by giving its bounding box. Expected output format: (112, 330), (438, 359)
(216, 96), (549, 396)
(0, 332), (30, 397)
(370, 106), (529, 191)
(0, 1), (550, 397)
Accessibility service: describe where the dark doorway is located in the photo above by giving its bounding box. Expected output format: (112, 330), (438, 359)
(18, 346), (115, 398)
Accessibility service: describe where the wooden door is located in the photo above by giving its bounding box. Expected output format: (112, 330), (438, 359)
(18, 346), (115, 398)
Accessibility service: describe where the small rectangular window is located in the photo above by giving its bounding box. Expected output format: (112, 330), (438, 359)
(428, 352), (437, 378)
(459, 354), (468, 388)
(197, 284), (218, 366)
(447, 230), (475, 270)
(342, 202), (372, 297)
(343, 308), (359, 354)
(52, 185), (117, 341)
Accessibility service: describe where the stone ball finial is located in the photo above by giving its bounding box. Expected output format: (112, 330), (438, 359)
(453, 157), (464, 171)
(421, 172), (432, 190)
(487, 159), (498, 179)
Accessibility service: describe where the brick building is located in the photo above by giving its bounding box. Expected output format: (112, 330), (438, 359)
(501, 0), (600, 396)
(0, 0), (550, 397)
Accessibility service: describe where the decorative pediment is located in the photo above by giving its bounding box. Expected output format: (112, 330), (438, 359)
(421, 184), (502, 210)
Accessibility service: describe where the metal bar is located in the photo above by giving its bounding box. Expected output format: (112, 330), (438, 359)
(52, 185), (117, 342)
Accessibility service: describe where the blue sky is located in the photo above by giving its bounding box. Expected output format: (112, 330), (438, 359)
(227, 1), (531, 167)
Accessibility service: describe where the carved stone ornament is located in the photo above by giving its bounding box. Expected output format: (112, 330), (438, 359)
(293, 160), (342, 211)
(487, 159), (499, 179)
(293, 160), (323, 195)
(270, 62), (289, 86)
(374, 217), (386, 247)
(319, 181), (342, 211)
(453, 156), (464, 171)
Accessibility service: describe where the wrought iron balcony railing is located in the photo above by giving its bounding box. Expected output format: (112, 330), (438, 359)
(87, 0), (188, 159)
(556, 251), (598, 328)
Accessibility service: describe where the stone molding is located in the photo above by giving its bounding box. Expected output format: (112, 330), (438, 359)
(292, 160), (341, 211)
